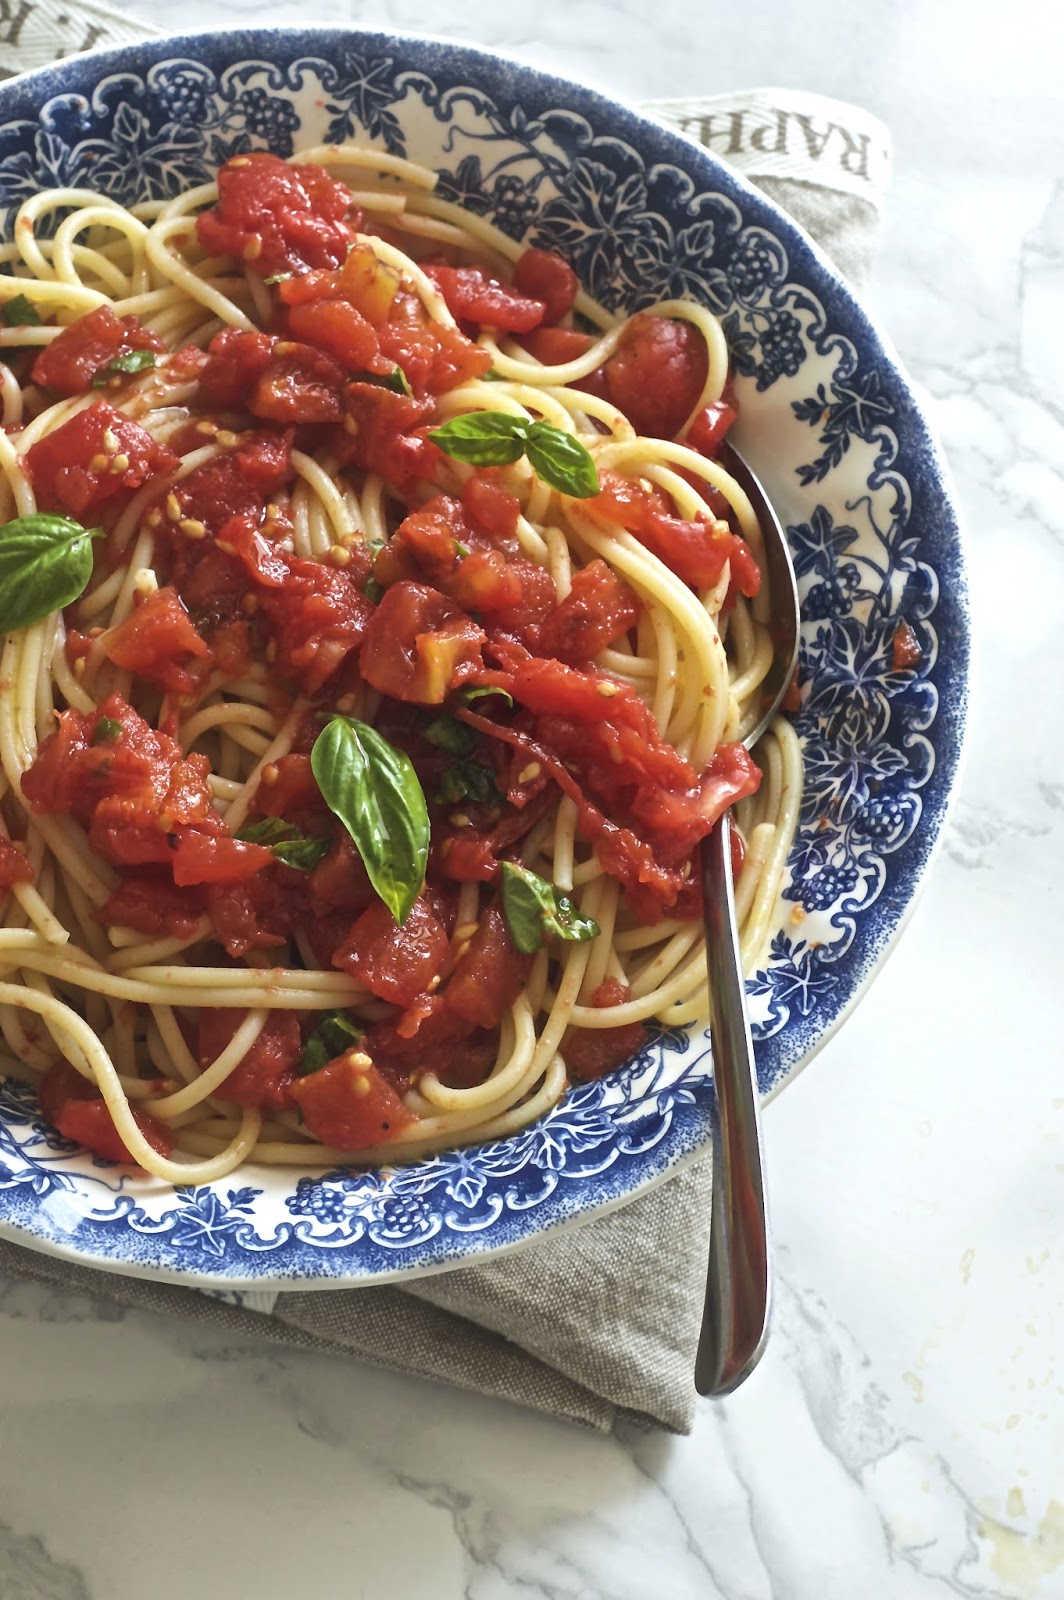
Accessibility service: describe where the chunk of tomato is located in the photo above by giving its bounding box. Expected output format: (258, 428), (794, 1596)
(332, 895), (448, 1007)
(196, 152), (360, 275)
(536, 559), (639, 662)
(285, 299), (381, 373)
(360, 581), (485, 705)
(170, 828), (273, 887)
(512, 248), (578, 325)
(445, 903), (533, 1028)
(562, 978), (647, 1081)
(39, 1061), (173, 1164)
(25, 401), (179, 520)
(376, 304), (492, 397)
(603, 314), (708, 439)
(422, 262), (545, 333)
(288, 1049), (415, 1150)
(258, 556), (373, 694)
(199, 1009), (302, 1112)
(31, 306), (164, 396)
(100, 585), (210, 695)
(336, 379), (436, 492)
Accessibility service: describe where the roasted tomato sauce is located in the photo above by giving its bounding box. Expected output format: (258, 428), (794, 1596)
(19, 152), (761, 1157)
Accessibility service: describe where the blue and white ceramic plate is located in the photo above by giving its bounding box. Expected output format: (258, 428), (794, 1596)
(0, 30), (969, 1288)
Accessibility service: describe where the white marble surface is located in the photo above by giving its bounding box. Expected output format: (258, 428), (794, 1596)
(3, 2), (1064, 1596)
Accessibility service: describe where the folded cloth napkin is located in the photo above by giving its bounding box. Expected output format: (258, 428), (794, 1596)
(0, 8), (891, 1432)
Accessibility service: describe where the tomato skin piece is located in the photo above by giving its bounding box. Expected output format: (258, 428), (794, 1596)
(170, 829), (273, 887)
(445, 904), (532, 1028)
(196, 153), (360, 275)
(422, 262), (546, 333)
(0, 839), (33, 901)
(603, 314), (708, 439)
(562, 978), (647, 1081)
(892, 619), (922, 671)
(289, 1049), (414, 1150)
(199, 1009), (302, 1112)
(31, 306), (164, 396)
(100, 585), (211, 695)
(25, 401), (179, 520)
(332, 895), (449, 1007)
(512, 248), (578, 325)
(687, 398), (737, 458)
(360, 581), (486, 705)
(38, 1061), (173, 1164)
(536, 559), (639, 662)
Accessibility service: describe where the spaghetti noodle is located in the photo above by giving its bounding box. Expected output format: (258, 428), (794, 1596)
(0, 146), (802, 1183)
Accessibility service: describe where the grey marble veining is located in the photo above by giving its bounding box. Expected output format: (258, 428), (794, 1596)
(2, 1), (1063, 1596)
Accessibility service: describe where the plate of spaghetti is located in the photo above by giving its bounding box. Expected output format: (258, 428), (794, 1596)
(0, 31), (968, 1286)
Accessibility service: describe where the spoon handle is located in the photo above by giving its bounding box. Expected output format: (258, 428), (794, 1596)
(694, 812), (772, 1396)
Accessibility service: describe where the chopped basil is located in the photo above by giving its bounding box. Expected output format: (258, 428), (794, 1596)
(353, 365), (413, 397)
(500, 861), (600, 955)
(365, 576), (384, 604)
(92, 716), (123, 745)
(263, 271), (293, 285)
(423, 716), (475, 757)
(237, 816), (330, 872)
(460, 685), (515, 710)
(428, 411), (599, 498)
(2, 294), (40, 328)
(0, 514), (105, 635)
(310, 715), (429, 926)
(297, 1010), (365, 1076)
(436, 760), (500, 807)
(92, 348), (158, 386)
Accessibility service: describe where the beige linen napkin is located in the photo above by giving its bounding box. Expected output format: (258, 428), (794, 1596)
(0, 11), (890, 1432)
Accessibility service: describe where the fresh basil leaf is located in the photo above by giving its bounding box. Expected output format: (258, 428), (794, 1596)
(311, 715), (429, 925)
(237, 816), (330, 872)
(436, 760), (500, 807)
(92, 348), (157, 386)
(92, 716), (123, 745)
(460, 685), (515, 710)
(354, 365), (412, 397)
(2, 294), (40, 328)
(297, 1010), (364, 1076)
(365, 575), (384, 604)
(428, 411), (528, 467)
(424, 716), (474, 756)
(0, 514), (104, 635)
(273, 837), (331, 871)
(525, 421), (599, 498)
(501, 861), (600, 954)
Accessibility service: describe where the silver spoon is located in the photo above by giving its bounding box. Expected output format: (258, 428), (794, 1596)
(694, 443), (800, 1398)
